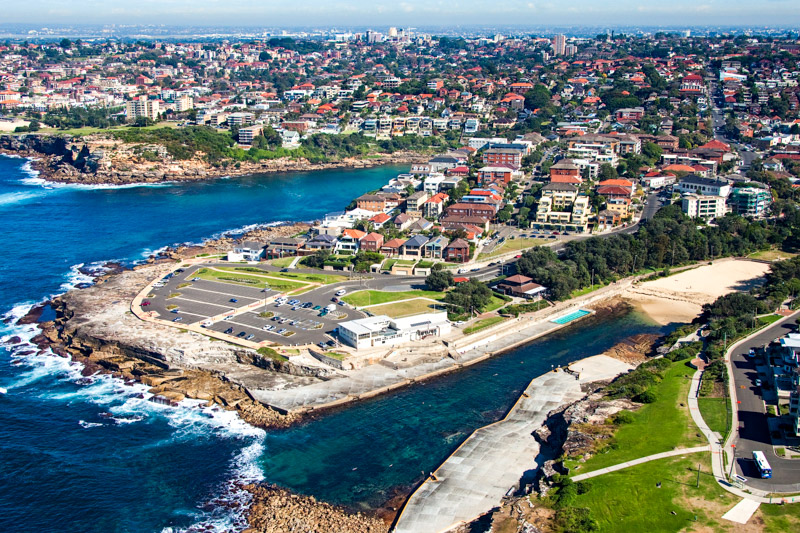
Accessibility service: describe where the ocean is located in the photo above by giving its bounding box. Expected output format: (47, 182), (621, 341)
(0, 155), (666, 532)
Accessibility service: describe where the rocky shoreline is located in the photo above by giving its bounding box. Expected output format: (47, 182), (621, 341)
(453, 332), (663, 532)
(0, 133), (427, 185)
(12, 222), (318, 429)
(243, 485), (388, 533)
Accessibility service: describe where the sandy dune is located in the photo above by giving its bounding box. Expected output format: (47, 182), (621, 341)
(624, 259), (771, 325)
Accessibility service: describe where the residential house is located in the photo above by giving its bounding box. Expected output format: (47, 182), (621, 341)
(401, 235), (429, 258)
(381, 238), (407, 257)
(393, 213), (415, 231)
(335, 229), (367, 253)
(677, 175), (732, 197)
(369, 212), (392, 229)
(265, 237), (306, 259)
(228, 241), (265, 262)
(303, 234), (338, 253)
(444, 202), (496, 220)
(360, 232), (385, 252)
(424, 235), (450, 259)
(681, 194), (728, 220)
(444, 238), (471, 263)
(549, 159), (581, 182)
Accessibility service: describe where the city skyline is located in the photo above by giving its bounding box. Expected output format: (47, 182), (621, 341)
(3, 0), (799, 27)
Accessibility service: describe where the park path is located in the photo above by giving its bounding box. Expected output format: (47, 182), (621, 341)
(570, 446), (710, 482)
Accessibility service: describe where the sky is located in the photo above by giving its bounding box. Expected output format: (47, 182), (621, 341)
(3, 0), (799, 27)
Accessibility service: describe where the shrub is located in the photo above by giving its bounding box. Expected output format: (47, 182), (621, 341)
(634, 389), (658, 403)
(612, 411), (635, 425)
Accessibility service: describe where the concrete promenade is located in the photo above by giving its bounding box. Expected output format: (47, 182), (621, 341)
(254, 310), (593, 413)
(393, 355), (632, 533)
(571, 446), (710, 481)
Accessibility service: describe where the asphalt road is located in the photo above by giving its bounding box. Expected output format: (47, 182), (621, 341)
(729, 315), (800, 492)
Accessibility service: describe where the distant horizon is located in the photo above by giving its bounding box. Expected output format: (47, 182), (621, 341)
(1, 0), (799, 28)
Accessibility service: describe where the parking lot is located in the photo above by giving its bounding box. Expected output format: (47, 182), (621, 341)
(141, 264), (365, 346)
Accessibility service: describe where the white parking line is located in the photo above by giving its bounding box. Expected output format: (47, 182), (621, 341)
(183, 283), (265, 299)
(171, 296), (243, 310)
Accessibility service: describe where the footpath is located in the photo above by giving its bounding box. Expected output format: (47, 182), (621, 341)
(393, 355), (633, 533)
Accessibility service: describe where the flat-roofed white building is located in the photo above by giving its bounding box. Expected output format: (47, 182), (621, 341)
(338, 312), (451, 349)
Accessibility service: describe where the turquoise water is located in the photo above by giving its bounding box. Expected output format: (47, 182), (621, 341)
(551, 309), (592, 325)
(0, 155), (669, 531)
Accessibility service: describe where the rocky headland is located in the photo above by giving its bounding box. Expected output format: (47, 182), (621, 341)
(0, 133), (427, 185)
(17, 222), (327, 429)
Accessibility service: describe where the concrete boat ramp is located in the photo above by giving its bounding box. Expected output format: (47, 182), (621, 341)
(392, 355), (633, 533)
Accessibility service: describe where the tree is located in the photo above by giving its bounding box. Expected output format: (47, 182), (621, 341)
(524, 84), (552, 110)
(426, 270), (454, 291)
(598, 163), (618, 181)
(641, 142), (663, 162)
(443, 279), (492, 314)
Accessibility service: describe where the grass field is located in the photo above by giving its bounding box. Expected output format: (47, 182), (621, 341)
(567, 359), (705, 474)
(758, 314), (782, 327)
(267, 257), (295, 268)
(750, 249), (798, 262)
(343, 289), (446, 307)
(478, 237), (547, 260)
(197, 268), (306, 292)
(463, 316), (507, 335)
(222, 266), (345, 285)
(484, 294), (509, 312)
(697, 397), (731, 438)
(760, 499), (800, 532)
(571, 456), (736, 533)
(364, 298), (443, 318)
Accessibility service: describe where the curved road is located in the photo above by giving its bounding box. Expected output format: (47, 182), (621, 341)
(729, 314), (800, 492)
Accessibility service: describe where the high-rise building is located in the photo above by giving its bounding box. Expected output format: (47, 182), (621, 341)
(552, 34), (566, 56)
(564, 44), (577, 57)
(126, 98), (160, 121)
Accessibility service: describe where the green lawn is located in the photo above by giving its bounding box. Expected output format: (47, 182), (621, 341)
(761, 499), (800, 532)
(758, 314), (782, 327)
(571, 456), (735, 533)
(697, 397), (731, 438)
(366, 298), (444, 318)
(196, 268), (306, 292)
(569, 283), (606, 299)
(484, 294), (509, 312)
(267, 256), (295, 268)
(463, 316), (507, 335)
(567, 359), (704, 474)
(478, 237), (547, 260)
(383, 259), (398, 271)
(343, 289), (445, 307)
(220, 266), (345, 284)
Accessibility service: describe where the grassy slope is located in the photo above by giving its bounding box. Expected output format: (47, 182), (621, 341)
(568, 360), (705, 474)
(697, 397), (731, 437)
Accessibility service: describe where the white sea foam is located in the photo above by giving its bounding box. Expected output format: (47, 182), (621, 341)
(2, 267), (267, 533)
(0, 190), (46, 207)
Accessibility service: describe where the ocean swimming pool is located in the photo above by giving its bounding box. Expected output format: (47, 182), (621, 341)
(551, 309), (591, 325)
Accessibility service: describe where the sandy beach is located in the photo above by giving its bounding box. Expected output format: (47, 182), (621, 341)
(623, 259), (771, 325)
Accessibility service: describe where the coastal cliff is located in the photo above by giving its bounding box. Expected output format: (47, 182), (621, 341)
(0, 133), (427, 185)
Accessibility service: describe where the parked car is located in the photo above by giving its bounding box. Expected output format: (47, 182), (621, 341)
(224, 328), (234, 334)
(245, 334), (254, 340)
(237, 331), (246, 338)
(755, 379), (762, 387)
(141, 301), (151, 306)
(335, 289), (347, 296)
(172, 317), (182, 322)
(230, 298), (238, 303)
